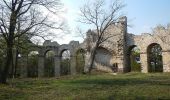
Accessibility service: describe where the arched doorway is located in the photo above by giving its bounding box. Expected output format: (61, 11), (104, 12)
(128, 45), (141, 72)
(44, 50), (55, 77)
(60, 50), (71, 75)
(76, 49), (85, 74)
(28, 51), (39, 77)
(147, 43), (163, 72)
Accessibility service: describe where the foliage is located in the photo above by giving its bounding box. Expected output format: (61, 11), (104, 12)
(131, 60), (141, 72)
(76, 49), (85, 74)
(0, 0), (64, 83)
(60, 50), (71, 75)
(27, 54), (38, 77)
(148, 44), (163, 72)
(0, 37), (6, 72)
(44, 51), (55, 77)
(60, 59), (70, 75)
(0, 73), (170, 100)
(130, 47), (141, 72)
(44, 58), (55, 77)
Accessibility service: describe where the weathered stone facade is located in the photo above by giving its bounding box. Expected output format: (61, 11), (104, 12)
(127, 30), (170, 73)
(20, 16), (170, 77)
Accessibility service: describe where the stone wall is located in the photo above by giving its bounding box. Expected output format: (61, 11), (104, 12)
(83, 16), (128, 73)
(127, 26), (170, 73)
(19, 16), (170, 77)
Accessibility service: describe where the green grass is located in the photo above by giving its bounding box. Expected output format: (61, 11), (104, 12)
(0, 72), (170, 100)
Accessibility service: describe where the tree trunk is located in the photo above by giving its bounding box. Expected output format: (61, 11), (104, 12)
(88, 45), (98, 73)
(11, 52), (14, 78)
(0, 45), (13, 84)
(14, 50), (19, 78)
(0, 11), (16, 84)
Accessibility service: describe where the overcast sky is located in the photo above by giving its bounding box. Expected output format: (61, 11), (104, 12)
(54, 0), (170, 44)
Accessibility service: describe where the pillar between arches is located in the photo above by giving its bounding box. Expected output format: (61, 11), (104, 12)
(54, 55), (60, 77)
(70, 55), (76, 75)
(140, 53), (148, 73)
(20, 55), (28, 78)
(162, 51), (170, 72)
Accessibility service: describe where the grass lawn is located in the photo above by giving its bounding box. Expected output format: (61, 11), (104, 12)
(0, 72), (170, 100)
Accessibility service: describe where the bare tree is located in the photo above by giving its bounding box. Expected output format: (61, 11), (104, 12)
(0, 0), (65, 84)
(75, 26), (86, 39)
(78, 0), (125, 73)
(151, 24), (170, 45)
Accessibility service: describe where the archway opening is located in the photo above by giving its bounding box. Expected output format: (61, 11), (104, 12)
(128, 45), (141, 72)
(28, 51), (39, 77)
(45, 50), (55, 77)
(76, 49), (85, 74)
(60, 50), (71, 75)
(147, 43), (163, 72)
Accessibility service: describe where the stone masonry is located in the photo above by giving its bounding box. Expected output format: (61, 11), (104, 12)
(20, 16), (170, 77)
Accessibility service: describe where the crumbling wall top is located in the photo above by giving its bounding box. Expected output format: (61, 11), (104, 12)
(43, 40), (59, 47)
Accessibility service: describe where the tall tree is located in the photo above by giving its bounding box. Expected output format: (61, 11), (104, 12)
(0, 0), (64, 84)
(79, 0), (125, 73)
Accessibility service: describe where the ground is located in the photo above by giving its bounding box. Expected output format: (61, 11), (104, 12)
(0, 72), (170, 100)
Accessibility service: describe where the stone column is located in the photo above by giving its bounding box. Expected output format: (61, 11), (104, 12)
(118, 61), (124, 73)
(20, 55), (28, 78)
(140, 53), (148, 73)
(70, 55), (76, 75)
(54, 55), (60, 77)
(162, 51), (170, 72)
(38, 55), (44, 77)
(116, 56), (124, 73)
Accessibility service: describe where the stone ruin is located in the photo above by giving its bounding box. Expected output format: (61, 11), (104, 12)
(19, 16), (170, 77)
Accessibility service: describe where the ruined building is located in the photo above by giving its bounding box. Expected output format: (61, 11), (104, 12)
(17, 16), (170, 77)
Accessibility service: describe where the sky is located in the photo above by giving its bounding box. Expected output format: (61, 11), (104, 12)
(54, 0), (170, 44)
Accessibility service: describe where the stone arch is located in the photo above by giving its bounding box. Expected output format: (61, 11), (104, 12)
(127, 45), (141, 72)
(59, 49), (71, 75)
(75, 48), (85, 74)
(43, 47), (58, 57)
(59, 44), (78, 75)
(27, 51), (39, 77)
(44, 50), (55, 77)
(147, 43), (163, 72)
(58, 45), (72, 55)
